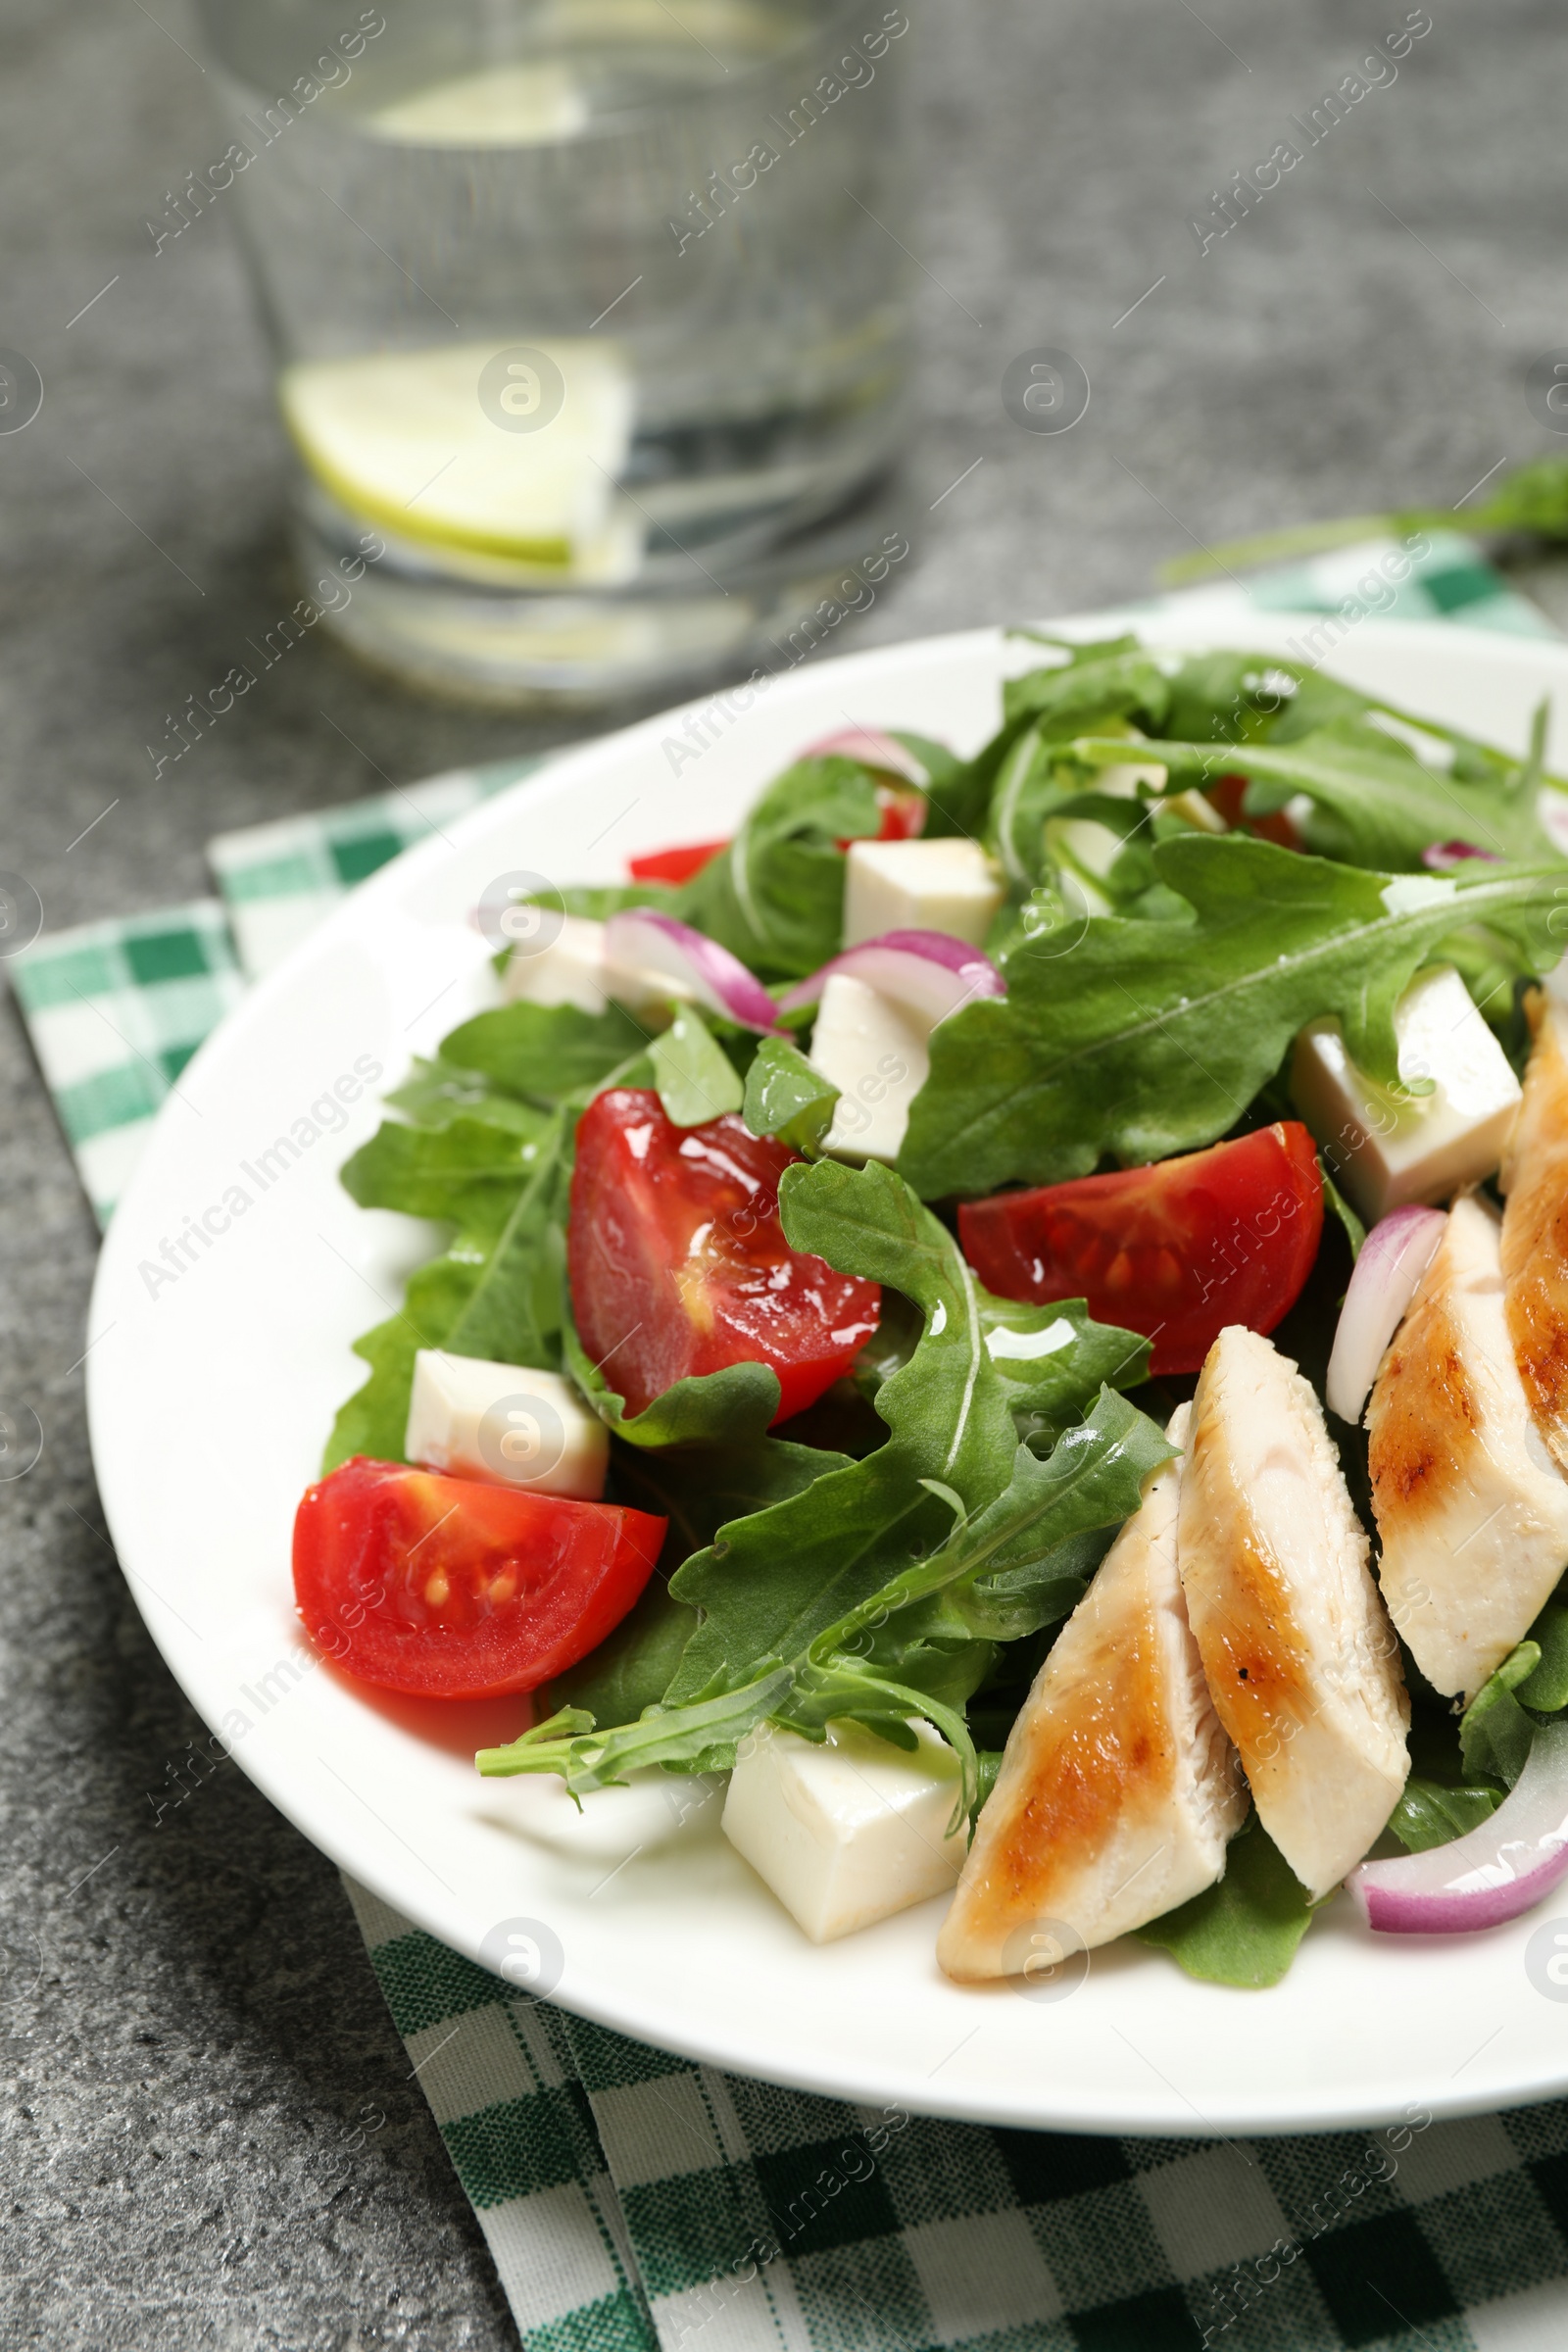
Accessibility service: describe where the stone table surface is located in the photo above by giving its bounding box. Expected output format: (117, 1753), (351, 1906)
(3, 0), (1567, 2343)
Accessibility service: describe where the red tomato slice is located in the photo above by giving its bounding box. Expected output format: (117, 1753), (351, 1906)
(957, 1122), (1325, 1377)
(293, 1457), (665, 1698)
(1205, 771), (1301, 852)
(628, 839), (730, 886)
(628, 791), (921, 887)
(568, 1089), (881, 1423)
(833, 785), (927, 854)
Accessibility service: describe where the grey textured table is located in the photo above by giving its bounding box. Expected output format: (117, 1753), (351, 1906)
(4, 0), (1566, 2343)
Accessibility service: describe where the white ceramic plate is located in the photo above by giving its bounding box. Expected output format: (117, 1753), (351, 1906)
(90, 612), (1568, 2137)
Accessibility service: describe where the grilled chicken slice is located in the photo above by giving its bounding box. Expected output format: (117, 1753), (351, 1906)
(1368, 1191), (1568, 1697)
(1501, 991), (1568, 1474)
(1180, 1327), (1407, 1899)
(937, 1407), (1247, 1982)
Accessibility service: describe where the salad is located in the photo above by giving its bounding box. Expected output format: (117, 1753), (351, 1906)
(292, 630), (1568, 1990)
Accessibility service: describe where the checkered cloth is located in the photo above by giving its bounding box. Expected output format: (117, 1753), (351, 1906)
(11, 755), (540, 1224)
(347, 1875), (1568, 2352)
(11, 537), (1568, 2350)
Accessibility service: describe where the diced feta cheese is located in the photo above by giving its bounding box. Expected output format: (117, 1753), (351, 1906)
(721, 1717), (967, 1942)
(503, 914), (611, 1013)
(503, 911), (693, 1020)
(405, 1350), (609, 1498)
(843, 836), (1004, 949)
(1292, 965), (1523, 1223)
(808, 972), (931, 1162)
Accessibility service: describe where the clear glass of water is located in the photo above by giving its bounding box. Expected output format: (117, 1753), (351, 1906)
(191, 0), (915, 705)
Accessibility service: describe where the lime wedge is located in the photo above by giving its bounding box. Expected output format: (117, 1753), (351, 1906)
(279, 340), (636, 572)
(367, 63), (589, 147)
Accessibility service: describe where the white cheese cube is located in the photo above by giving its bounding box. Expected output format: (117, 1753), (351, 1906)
(405, 1350), (609, 1498)
(722, 1718), (967, 1942)
(843, 837), (1004, 950)
(1292, 965), (1523, 1223)
(808, 973), (931, 1162)
(504, 914), (611, 1013)
(503, 911), (692, 1022)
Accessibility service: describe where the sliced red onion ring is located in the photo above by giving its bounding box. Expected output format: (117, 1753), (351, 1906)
(799, 727), (929, 785)
(603, 909), (784, 1035)
(777, 931), (1005, 1027)
(1348, 1720), (1568, 1934)
(1324, 1203), (1446, 1425)
(1422, 841), (1502, 872)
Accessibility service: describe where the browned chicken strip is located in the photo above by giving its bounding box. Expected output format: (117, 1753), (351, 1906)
(1368, 1191), (1568, 1697)
(1180, 1327), (1407, 1900)
(937, 1408), (1247, 1983)
(1501, 990), (1568, 1474)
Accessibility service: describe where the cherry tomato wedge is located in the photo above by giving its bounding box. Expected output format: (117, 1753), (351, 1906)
(628, 838), (730, 886)
(627, 789), (924, 887)
(293, 1456), (665, 1698)
(957, 1122), (1325, 1377)
(568, 1089), (881, 1423)
(1205, 772), (1301, 852)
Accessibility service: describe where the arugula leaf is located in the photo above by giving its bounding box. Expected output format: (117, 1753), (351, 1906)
(339, 1111), (550, 1230)
(1075, 726), (1552, 870)
(1388, 1777), (1502, 1853)
(1133, 1813), (1316, 1988)
(649, 1004), (745, 1127)
(778, 1157), (1036, 1498)
(441, 1000), (650, 1104)
(611, 1435), (856, 1561)
(546, 1433), (852, 1721)
(438, 1108), (573, 1369)
(929, 648), (1169, 842)
(480, 1389), (1165, 1803)
(743, 1034), (839, 1155)
(535, 883), (675, 920)
(385, 1056), (547, 1133)
(321, 1241), (485, 1471)
(1459, 1642), (1542, 1788)
(978, 1296), (1150, 1446)
(673, 756), (881, 980)
(546, 1581), (701, 1725)
(477, 1671), (799, 1792)
(1517, 1600), (1568, 1710)
(1158, 456), (1568, 584)
(888, 729), (962, 794)
(820, 1398), (1176, 1655)
(1319, 1163), (1366, 1262)
(563, 1309), (781, 1451)
(661, 1157), (1106, 1702)
(664, 1446), (947, 1703)
(900, 837), (1568, 1196)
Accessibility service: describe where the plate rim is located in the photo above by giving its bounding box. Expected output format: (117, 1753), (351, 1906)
(87, 607), (1568, 2138)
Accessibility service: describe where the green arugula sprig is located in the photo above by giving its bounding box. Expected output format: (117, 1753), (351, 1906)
(1072, 723), (1555, 869)
(1157, 451), (1568, 585)
(478, 1160), (1165, 1811)
(900, 836), (1568, 1196)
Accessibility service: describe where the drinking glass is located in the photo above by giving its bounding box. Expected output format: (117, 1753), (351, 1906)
(190, 0), (916, 704)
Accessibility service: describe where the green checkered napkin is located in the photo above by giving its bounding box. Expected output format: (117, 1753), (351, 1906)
(11, 755), (540, 1224)
(346, 1875), (1568, 2352)
(11, 538), (1568, 2350)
